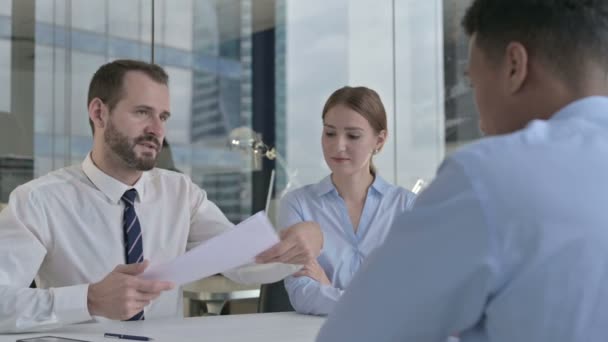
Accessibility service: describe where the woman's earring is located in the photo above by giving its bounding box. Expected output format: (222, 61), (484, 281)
(373, 149), (379, 155)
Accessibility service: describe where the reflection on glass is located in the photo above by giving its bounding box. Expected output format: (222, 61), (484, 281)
(0, 0), (12, 16)
(0, 40), (10, 113)
(0, 0), (451, 220)
(228, 126), (299, 200)
(443, 0), (481, 154)
(165, 0), (254, 223)
(229, 126), (276, 163)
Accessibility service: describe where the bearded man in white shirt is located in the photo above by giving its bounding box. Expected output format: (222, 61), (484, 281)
(0, 59), (322, 333)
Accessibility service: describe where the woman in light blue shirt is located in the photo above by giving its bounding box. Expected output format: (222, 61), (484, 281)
(278, 86), (416, 315)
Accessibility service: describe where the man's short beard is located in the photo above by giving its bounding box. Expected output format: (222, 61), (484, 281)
(104, 119), (160, 171)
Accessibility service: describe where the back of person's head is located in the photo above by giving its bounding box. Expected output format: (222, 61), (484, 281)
(462, 0), (608, 83)
(87, 59), (169, 134)
(322, 86), (387, 174)
(322, 86), (387, 137)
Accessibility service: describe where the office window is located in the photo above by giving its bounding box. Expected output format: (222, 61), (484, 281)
(0, 0), (469, 214)
(443, 0), (480, 153)
(0, 0), (11, 112)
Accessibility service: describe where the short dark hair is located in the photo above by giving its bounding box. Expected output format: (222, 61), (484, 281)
(462, 0), (608, 81)
(87, 59), (169, 134)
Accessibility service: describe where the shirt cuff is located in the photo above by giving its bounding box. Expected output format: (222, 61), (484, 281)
(319, 284), (344, 306)
(51, 284), (92, 324)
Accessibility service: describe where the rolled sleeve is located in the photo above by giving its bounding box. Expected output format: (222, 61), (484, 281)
(285, 275), (343, 315)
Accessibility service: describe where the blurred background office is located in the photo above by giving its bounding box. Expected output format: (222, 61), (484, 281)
(0, 0), (479, 221)
(0, 0), (480, 317)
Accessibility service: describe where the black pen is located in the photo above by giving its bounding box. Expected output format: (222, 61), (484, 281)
(104, 333), (153, 341)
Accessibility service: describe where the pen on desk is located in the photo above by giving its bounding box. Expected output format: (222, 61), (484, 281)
(104, 333), (153, 341)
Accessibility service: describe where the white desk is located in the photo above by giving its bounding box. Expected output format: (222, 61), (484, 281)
(0, 313), (325, 342)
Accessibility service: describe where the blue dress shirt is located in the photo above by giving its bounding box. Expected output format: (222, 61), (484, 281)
(278, 175), (416, 315)
(317, 96), (608, 341)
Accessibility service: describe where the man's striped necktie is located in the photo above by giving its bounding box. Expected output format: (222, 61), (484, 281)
(121, 188), (145, 321)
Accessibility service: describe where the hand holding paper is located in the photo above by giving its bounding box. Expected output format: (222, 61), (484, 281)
(140, 212), (279, 285)
(256, 221), (323, 264)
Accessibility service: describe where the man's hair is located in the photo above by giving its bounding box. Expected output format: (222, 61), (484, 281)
(462, 0), (608, 81)
(87, 59), (169, 134)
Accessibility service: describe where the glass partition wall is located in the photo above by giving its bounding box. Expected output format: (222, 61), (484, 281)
(0, 0), (476, 221)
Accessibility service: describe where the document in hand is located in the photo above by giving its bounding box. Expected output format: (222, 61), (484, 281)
(140, 211), (280, 285)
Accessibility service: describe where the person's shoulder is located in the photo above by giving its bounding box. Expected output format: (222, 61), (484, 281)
(10, 164), (87, 202)
(378, 178), (414, 198)
(146, 167), (192, 186)
(280, 183), (318, 204)
(450, 120), (556, 165)
(280, 176), (335, 208)
(440, 124), (553, 199)
(376, 178), (416, 209)
(144, 168), (208, 206)
(393, 185), (416, 201)
(446, 126), (537, 174)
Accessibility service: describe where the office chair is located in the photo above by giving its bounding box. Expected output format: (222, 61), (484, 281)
(257, 280), (294, 313)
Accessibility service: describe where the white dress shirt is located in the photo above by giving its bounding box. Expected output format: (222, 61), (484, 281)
(317, 96), (608, 341)
(0, 154), (294, 333)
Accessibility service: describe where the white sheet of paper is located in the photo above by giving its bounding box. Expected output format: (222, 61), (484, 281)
(140, 211), (280, 285)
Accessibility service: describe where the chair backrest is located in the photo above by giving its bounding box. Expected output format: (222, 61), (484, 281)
(257, 280), (294, 313)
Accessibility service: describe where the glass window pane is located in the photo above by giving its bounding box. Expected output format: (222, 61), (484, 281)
(156, 0), (193, 50)
(0, 0), (11, 16)
(164, 66), (192, 144)
(34, 0), (54, 23)
(0, 40), (10, 112)
(443, 0), (480, 154)
(108, 0), (152, 43)
(34, 45), (53, 133)
(70, 0), (105, 33)
(156, 0), (250, 222)
(394, 0), (445, 188)
(1, 0), (451, 219)
(284, 0), (348, 188)
(1, 0), (155, 201)
(70, 51), (106, 138)
(283, 0), (409, 189)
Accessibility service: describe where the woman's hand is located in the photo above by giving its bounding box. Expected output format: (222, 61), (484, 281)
(293, 259), (331, 285)
(256, 222), (323, 265)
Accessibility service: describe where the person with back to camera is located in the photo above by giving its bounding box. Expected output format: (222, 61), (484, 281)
(278, 86), (416, 315)
(318, 1), (608, 341)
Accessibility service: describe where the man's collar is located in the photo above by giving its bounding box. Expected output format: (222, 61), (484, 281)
(551, 96), (608, 122)
(82, 153), (147, 204)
